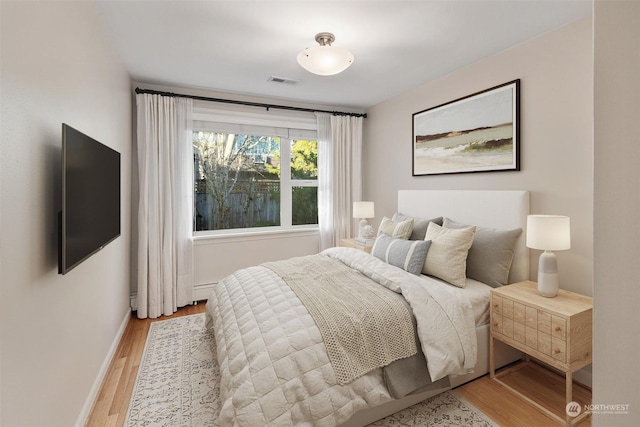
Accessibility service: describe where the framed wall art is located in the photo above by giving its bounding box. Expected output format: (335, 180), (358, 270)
(412, 79), (520, 176)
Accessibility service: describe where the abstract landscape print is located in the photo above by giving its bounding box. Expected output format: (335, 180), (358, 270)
(412, 80), (520, 176)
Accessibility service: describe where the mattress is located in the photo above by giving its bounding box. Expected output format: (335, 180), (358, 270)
(417, 275), (493, 327)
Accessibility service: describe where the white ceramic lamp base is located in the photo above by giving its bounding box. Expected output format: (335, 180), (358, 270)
(358, 219), (375, 239)
(537, 250), (560, 297)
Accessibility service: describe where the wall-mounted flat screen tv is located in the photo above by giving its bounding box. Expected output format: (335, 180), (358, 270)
(59, 124), (120, 274)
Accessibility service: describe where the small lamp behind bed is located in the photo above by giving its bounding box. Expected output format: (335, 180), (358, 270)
(526, 214), (571, 297)
(353, 201), (375, 243)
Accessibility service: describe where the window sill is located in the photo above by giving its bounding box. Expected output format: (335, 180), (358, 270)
(193, 227), (319, 245)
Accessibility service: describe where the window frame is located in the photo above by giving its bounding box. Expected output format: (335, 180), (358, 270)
(192, 106), (318, 237)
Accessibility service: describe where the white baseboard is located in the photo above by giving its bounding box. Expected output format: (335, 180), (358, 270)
(75, 308), (131, 427)
(193, 283), (214, 302)
(129, 283), (214, 311)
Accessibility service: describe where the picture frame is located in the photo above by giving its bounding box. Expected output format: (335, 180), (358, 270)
(412, 79), (520, 176)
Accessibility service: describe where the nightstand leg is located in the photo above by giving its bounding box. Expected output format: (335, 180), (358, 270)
(566, 370), (573, 426)
(489, 335), (495, 379)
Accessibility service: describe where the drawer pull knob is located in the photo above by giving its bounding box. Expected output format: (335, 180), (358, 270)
(555, 326), (561, 332)
(554, 348), (561, 354)
(493, 322), (498, 327)
(494, 304), (499, 308)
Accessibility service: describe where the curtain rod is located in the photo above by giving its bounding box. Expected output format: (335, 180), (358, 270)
(134, 87), (367, 118)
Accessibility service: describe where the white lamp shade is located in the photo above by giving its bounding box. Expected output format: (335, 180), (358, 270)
(526, 215), (571, 251)
(353, 201), (375, 219)
(297, 45), (354, 76)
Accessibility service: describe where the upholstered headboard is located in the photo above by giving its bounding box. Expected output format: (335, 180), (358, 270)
(397, 190), (530, 283)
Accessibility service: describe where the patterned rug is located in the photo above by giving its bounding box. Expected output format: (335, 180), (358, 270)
(125, 313), (219, 426)
(125, 313), (497, 427)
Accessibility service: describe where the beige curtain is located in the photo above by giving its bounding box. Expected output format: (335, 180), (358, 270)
(136, 94), (194, 318)
(317, 113), (363, 250)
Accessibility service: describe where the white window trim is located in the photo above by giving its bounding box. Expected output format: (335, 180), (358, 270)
(193, 226), (318, 244)
(193, 105), (317, 131)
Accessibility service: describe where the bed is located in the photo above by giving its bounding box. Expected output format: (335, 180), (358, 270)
(206, 190), (529, 426)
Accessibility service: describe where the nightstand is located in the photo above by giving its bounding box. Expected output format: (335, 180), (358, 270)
(490, 281), (592, 426)
(339, 238), (373, 254)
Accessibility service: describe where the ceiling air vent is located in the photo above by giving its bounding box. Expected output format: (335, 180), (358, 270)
(268, 76), (299, 85)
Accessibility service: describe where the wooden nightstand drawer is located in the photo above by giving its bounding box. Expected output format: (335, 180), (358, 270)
(495, 317), (515, 337)
(491, 296), (514, 339)
(514, 301), (525, 324)
(502, 298), (514, 319)
(513, 321), (525, 344)
(492, 295), (503, 316)
(537, 331), (551, 355)
(552, 337), (567, 362)
(525, 306), (537, 329)
(552, 315), (566, 340)
(525, 326), (538, 349)
(492, 314), (503, 334)
(502, 317), (514, 338)
(538, 311), (551, 334)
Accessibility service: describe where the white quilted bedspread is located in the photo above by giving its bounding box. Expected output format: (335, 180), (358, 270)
(205, 247), (477, 426)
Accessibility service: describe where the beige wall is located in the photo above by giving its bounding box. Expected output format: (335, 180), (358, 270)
(593, 1), (640, 425)
(364, 18), (594, 297)
(0, 2), (132, 426)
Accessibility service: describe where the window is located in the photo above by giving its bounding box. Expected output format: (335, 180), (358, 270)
(193, 130), (318, 233)
(289, 139), (319, 226)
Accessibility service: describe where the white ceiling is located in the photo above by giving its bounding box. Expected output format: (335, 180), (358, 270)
(94, 0), (592, 110)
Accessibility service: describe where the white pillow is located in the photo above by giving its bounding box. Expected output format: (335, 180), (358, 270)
(378, 216), (414, 240)
(423, 222), (476, 288)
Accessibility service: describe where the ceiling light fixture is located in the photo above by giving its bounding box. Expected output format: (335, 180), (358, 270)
(297, 32), (354, 76)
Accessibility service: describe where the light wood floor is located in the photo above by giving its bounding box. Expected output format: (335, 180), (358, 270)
(86, 304), (591, 427)
(456, 362), (591, 427)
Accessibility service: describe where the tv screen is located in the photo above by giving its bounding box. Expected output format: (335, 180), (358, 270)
(59, 124), (121, 274)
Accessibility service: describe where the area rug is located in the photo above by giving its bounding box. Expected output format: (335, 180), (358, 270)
(125, 313), (497, 427)
(125, 313), (219, 426)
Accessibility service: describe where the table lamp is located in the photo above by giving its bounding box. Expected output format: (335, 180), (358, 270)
(526, 215), (571, 297)
(353, 201), (375, 241)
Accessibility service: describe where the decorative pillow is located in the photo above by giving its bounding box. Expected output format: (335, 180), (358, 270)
(443, 218), (522, 287)
(392, 213), (443, 240)
(378, 216), (414, 240)
(423, 222), (476, 288)
(372, 234), (431, 276)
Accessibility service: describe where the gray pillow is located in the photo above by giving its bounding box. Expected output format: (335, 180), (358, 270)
(371, 234), (432, 276)
(443, 217), (522, 287)
(392, 213), (443, 240)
